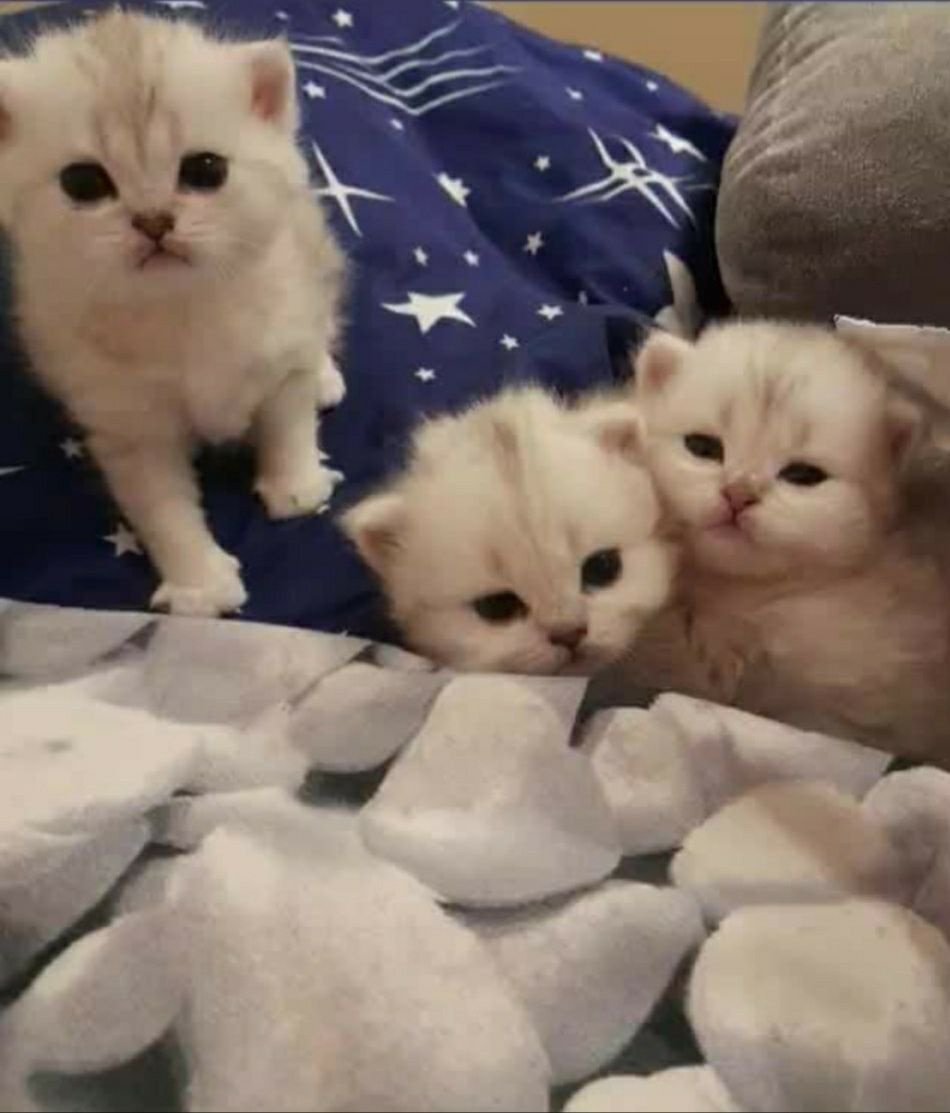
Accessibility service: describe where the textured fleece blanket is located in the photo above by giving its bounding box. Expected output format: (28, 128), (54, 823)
(6, 599), (950, 1113)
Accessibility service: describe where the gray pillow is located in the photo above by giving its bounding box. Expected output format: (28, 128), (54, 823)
(717, 3), (950, 327)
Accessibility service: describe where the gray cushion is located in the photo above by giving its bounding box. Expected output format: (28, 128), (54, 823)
(717, 3), (950, 326)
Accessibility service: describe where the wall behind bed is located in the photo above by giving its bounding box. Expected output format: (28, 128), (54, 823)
(492, 2), (763, 112)
(3, 2), (763, 113)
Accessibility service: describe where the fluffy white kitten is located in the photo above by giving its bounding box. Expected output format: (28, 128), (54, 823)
(342, 387), (676, 674)
(0, 11), (344, 616)
(626, 321), (950, 762)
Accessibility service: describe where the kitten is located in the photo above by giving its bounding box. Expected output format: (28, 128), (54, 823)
(341, 387), (676, 674)
(0, 10), (345, 616)
(625, 321), (950, 762)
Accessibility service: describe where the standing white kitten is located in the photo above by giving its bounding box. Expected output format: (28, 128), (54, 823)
(342, 388), (676, 674)
(627, 322), (950, 761)
(0, 10), (345, 616)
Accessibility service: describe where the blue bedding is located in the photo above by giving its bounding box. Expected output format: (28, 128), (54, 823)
(0, 0), (734, 642)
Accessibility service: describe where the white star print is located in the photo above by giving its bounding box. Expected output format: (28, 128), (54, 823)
(534, 154), (551, 171)
(436, 172), (470, 207)
(61, 437), (83, 461)
(524, 231), (544, 256)
(382, 291), (476, 335)
(650, 123), (707, 162)
(578, 290), (590, 305)
(566, 87), (584, 101)
(445, 0), (461, 7)
(303, 81), (326, 100)
(583, 49), (604, 62)
(645, 79), (659, 92)
(538, 304), (563, 321)
(310, 140), (394, 237)
(105, 523), (142, 557)
(391, 118), (405, 131)
(275, 10), (289, 20)
(500, 334), (519, 351)
(415, 368), (437, 382)
(156, 0), (205, 9)
(414, 246), (429, 266)
(557, 129), (695, 228)
(332, 8), (353, 28)
(464, 250), (480, 266)
(291, 23), (519, 118)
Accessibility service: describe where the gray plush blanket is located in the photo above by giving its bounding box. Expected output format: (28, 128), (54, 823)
(2, 597), (950, 1113)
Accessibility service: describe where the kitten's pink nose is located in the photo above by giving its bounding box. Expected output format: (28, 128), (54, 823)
(548, 624), (587, 652)
(722, 480), (759, 514)
(131, 210), (175, 242)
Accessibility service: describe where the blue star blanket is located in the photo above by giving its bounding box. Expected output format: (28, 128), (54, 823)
(0, 0), (734, 642)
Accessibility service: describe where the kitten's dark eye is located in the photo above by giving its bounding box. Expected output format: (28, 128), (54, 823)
(581, 548), (622, 592)
(684, 433), (724, 462)
(59, 162), (117, 204)
(178, 152), (228, 192)
(779, 461), (828, 487)
(472, 591), (527, 624)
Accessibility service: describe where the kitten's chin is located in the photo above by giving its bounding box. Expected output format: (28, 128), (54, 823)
(121, 252), (202, 294)
(695, 540), (778, 578)
(410, 629), (647, 678)
(409, 635), (571, 676)
(561, 641), (628, 677)
(135, 247), (192, 272)
(460, 648), (570, 676)
(691, 523), (874, 580)
(690, 525), (780, 578)
(556, 655), (608, 678)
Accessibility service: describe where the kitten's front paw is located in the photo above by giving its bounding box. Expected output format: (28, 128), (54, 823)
(151, 550), (247, 617)
(317, 355), (346, 410)
(255, 465), (342, 519)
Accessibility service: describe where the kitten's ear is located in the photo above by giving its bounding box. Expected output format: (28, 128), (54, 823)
(340, 492), (406, 575)
(579, 401), (644, 461)
(238, 41), (298, 132)
(634, 330), (693, 397)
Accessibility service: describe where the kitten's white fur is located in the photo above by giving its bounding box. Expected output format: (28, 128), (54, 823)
(342, 388), (676, 674)
(627, 321), (950, 763)
(0, 11), (344, 615)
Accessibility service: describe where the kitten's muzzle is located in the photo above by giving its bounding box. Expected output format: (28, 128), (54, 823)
(547, 624), (587, 652)
(131, 210), (175, 243)
(722, 479), (759, 514)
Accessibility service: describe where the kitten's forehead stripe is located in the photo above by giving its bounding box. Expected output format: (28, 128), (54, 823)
(470, 397), (585, 611)
(486, 547), (506, 581)
(717, 394), (734, 430)
(135, 84), (160, 166)
(67, 12), (181, 179)
(709, 342), (815, 454)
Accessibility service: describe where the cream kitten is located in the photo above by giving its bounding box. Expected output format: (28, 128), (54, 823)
(0, 11), (344, 616)
(627, 321), (950, 762)
(341, 388), (676, 674)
